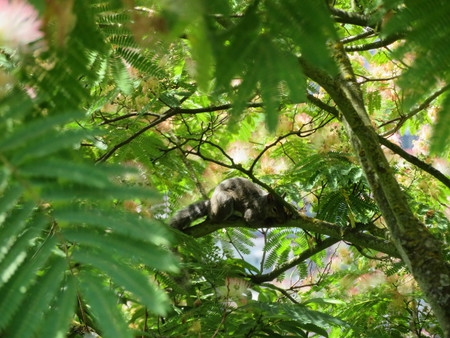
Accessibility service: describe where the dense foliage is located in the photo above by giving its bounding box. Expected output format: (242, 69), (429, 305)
(0, 0), (449, 337)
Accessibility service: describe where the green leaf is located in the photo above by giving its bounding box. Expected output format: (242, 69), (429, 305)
(63, 228), (178, 272)
(302, 298), (346, 306)
(116, 48), (164, 78)
(430, 94), (450, 154)
(80, 273), (133, 338)
(5, 257), (67, 338)
(37, 276), (77, 338)
(20, 159), (114, 188)
(0, 184), (24, 223)
(111, 56), (133, 95)
(73, 248), (170, 315)
(40, 183), (159, 202)
(0, 111), (84, 153)
(0, 236), (56, 330)
(277, 51), (306, 104)
(11, 129), (97, 165)
(250, 302), (348, 329)
(266, 0), (338, 74)
(159, 92), (181, 108)
(259, 46), (281, 132)
(230, 57), (260, 119)
(382, 0), (450, 116)
(317, 191), (348, 226)
(54, 206), (171, 246)
(0, 89), (33, 122)
(189, 17), (214, 91)
(215, 2), (261, 90)
(0, 202), (35, 264)
(0, 215), (48, 287)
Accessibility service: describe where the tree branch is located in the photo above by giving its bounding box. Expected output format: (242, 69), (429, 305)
(301, 47), (450, 334)
(344, 33), (405, 52)
(381, 85), (450, 137)
(97, 103), (263, 162)
(181, 213), (399, 258)
(329, 7), (374, 28)
(249, 237), (340, 284)
(96, 107), (180, 162)
(341, 29), (375, 44)
(378, 136), (450, 189)
(306, 93), (450, 189)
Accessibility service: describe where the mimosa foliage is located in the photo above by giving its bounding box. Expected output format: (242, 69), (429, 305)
(0, 1), (176, 336)
(0, 0), (448, 336)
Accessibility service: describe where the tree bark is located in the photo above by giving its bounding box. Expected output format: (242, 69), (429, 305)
(182, 214), (399, 258)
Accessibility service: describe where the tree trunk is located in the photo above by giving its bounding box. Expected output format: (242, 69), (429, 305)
(300, 48), (450, 336)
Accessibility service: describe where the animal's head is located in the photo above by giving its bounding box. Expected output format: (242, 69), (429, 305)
(266, 192), (291, 223)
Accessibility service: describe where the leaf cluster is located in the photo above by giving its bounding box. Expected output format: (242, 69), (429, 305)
(0, 1), (177, 336)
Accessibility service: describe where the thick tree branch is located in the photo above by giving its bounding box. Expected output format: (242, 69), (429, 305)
(181, 213), (399, 258)
(329, 7), (374, 28)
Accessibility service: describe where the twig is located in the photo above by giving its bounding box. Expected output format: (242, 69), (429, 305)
(381, 84), (450, 137)
(249, 237), (339, 283)
(344, 33), (405, 52)
(341, 29), (375, 44)
(306, 93), (450, 189)
(97, 103), (263, 162)
(378, 135), (450, 189)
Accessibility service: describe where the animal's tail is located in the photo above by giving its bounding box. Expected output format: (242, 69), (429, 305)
(169, 200), (210, 229)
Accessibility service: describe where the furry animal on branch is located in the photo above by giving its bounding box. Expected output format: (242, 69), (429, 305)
(170, 177), (291, 229)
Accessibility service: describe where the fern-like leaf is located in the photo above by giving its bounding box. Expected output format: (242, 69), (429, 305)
(0, 202), (34, 264)
(0, 237), (56, 330)
(79, 274), (133, 338)
(73, 249), (170, 315)
(54, 206), (169, 245)
(0, 214), (48, 288)
(63, 228), (177, 272)
(37, 276), (77, 338)
(4, 257), (67, 338)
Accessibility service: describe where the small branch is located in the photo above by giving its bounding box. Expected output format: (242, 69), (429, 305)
(97, 102), (263, 162)
(307, 94), (340, 117)
(96, 107), (180, 162)
(378, 136), (450, 189)
(382, 84), (450, 137)
(189, 140), (245, 173)
(306, 93), (450, 189)
(263, 283), (300, 304)
(341, 29), (375, 44)
(249, 237), (339, 283)
(178, 102), (263, 114)
(99, 112), (161, 125)
(344, 34), (405, 52)
(356, 74), (399, 84)
(248, 111), (334, 173)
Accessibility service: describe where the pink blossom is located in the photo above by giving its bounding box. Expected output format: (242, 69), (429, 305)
(0, 0), (44, 50)
(225, 277), (250, 298)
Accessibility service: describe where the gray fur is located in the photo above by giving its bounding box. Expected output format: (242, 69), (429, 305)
(169, 200), (210, 229)
(170, 177), (290, 229)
